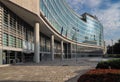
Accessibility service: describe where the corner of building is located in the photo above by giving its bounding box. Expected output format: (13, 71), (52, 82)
(3, 0), (40, 16)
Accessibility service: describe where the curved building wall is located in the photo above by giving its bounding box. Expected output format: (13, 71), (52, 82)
(40, 0), (103, 46)
(0, 0), (104, 64)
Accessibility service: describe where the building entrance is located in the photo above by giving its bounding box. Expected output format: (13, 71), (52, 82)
(2, 51), (25, 64)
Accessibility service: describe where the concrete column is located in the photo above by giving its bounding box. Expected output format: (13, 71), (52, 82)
(21, 52), (24, 63)
(61, 41), (64, 60)
(15, 52), (17, 63)
(51, 35), (54, 61)
(70, 43), (72, 58)
(0, 49), (2, 65)
(34, 22), (40, 63)
(67, 43), (68, 59)
(7, 51), (10, 64)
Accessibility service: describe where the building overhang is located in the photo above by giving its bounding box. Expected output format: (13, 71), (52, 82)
(0, 0), (54, 39)
(0, 0), (40, 27)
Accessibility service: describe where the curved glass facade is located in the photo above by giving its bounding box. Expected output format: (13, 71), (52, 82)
(0, 0), (105, 65)
(40, 0), (103, 46)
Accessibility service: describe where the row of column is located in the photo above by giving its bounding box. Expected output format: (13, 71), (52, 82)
(34, 22), (65, 63)
(0, 22), (72, 64)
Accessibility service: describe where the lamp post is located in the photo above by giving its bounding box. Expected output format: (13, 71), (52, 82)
(72, 27), (79, 63)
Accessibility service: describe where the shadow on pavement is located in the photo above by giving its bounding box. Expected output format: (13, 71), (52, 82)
(65, 69), (91, 82)
(11, 58), (99, 67)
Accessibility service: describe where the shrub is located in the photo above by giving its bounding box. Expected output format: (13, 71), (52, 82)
(77, 69), (120, 82)
(108, 54), (120, 58)
(96, 59), (120, 69)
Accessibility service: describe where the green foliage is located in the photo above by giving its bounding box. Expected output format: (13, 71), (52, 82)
(107, 39), (120, 54)
(96, 59), (120, 69)
(108, 54), (120, 58)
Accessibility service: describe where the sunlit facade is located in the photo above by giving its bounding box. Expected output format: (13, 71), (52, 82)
(40, 0), (103, 46)
(0, 0), (104, 65)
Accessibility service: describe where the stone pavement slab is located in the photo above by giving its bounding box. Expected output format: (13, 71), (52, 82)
(0, 57), (104, 82)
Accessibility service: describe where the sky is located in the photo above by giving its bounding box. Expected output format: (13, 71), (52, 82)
(66, 0), (120, 46)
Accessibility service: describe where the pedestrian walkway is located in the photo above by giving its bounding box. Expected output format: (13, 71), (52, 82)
(0, 57), (103, 82)
(0, 64), (10, 67)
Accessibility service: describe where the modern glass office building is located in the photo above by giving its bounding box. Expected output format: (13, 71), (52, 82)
(0, 0), (104, 65)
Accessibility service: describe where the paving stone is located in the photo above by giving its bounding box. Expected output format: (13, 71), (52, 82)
(0, 57), (104, 82)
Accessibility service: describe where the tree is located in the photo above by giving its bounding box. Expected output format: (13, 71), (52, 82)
(107, 39), (120, 54)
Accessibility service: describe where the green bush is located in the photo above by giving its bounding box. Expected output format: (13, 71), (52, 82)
(108, 54), (120, 58)
(96, 59), (120, 69)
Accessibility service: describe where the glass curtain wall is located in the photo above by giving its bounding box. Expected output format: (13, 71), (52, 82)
(40, 0), (103, 46)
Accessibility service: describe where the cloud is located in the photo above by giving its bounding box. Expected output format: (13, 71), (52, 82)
(80, 0), (102, 8)
(66, 0), (102, 11)
(66, 0), (120, 45)
(92, 2), (120, 45)
(66, 0), (82, 11)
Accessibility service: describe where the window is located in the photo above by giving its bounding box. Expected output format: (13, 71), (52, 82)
(3, 8), (8, 27)
(8, 35), (15, 47)
(3, 33), (8, 46)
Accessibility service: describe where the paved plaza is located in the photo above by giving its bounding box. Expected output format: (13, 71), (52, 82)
(0, 57), (106, 82)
